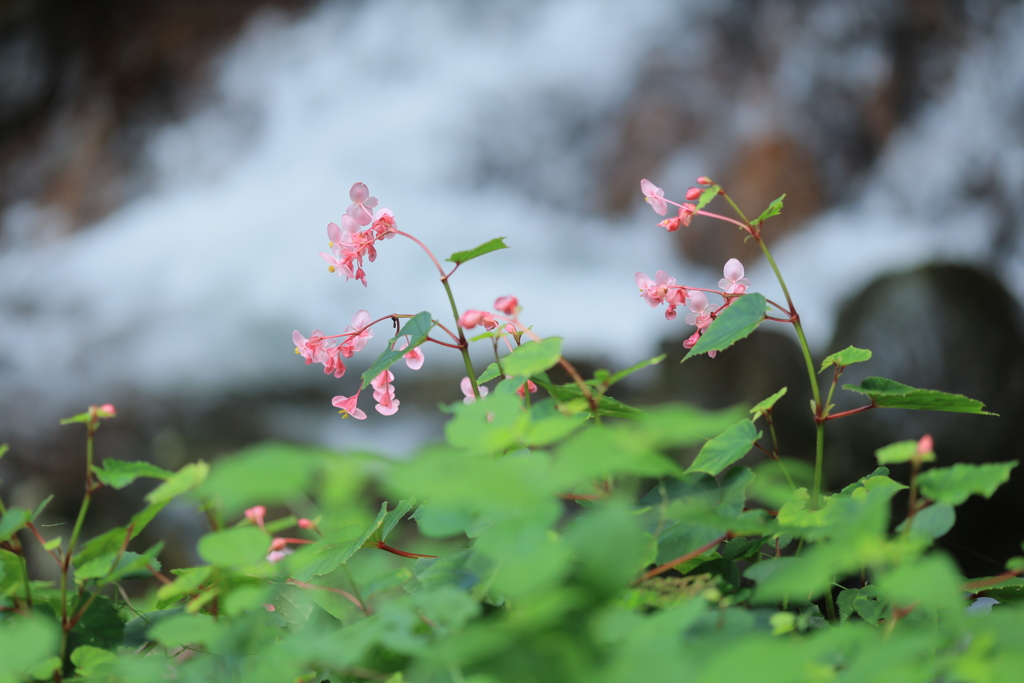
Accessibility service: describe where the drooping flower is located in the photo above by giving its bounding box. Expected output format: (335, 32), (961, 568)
(332, 393), (367, 420)
(659, 203), (696, 232)
(459, 310), (498, 330)
(640, 179), (668, 216)
(719, 258), (751, 295)
(394, 338), (424, 370)
(245, 505), (267, 530)
(371, 370), (400, 416)
(461, 377), (488, 404)
(635, 270), (676, 307)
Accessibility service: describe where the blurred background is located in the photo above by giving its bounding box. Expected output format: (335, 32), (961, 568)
(2, 0), (1024, 576)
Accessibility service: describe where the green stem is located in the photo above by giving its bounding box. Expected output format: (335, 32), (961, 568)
(60, 422), (98, 663)
(441, 277), (480, 397)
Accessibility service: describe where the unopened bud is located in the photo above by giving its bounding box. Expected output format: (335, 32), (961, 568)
(459, 310), (485, 328)
(685, 187), (701, 200)
(270, 537), (288, 551)
(697, 176), (712, 185)
(917, 434), (934, 456)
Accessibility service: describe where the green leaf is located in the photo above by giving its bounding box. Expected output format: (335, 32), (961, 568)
(0, 507), (31, 543)
(603, 355), (666, 387)
(0, 548), (26, 596)
(360, 311), (435, 389)
(842, 377), (996, 414)
(0, 617), (61, 681)
(686, 419), (761, 476)
(148, 613), (225, 648)
(917, 461), (1018, 506)
(71, 645), (118, 676)
(693, 185), (721, 212)
(750, 387), (787, 416)
(501, 337), (563, 378)
(819, 346), (872, 373)
(896, 504), (955, 540)
(197, 441), (324, 515)
(31, 495), (53, 521)
(374, 499), (416, 544)
(289, 504), (389, 581)
(875, 439), (935, 465)
(68, 594), (125, 651)
(197, 527), (269, 567)
(683, 293), (767, 361)
(751, 194), (785, 226)
(92, 460), (173, 489)
(446, 237), (509, 265)
(0, 443), (7, 461)
(145, 461), (210, 505)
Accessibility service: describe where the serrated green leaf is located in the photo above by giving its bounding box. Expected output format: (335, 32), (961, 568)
(145, 461), (209, 505)
(501, 337), (563, 378)
(446, 237), (509, 265)
(197, 527), (269, 567)
(752, 194), (785, 226)
(289, 505), (388, 581)
(92, 460), (173, 489)
(875, 439), (935, 465)
(686, 419), (760, 476)
(693, 185), (721, 212)
(361, 311), (435, 389)
(842, 377), (996, 414)
(0, 507), (31, 543)
(477, 362), (502, 383)
(917, 461), (1018, 506)
(684, 294), (767, 361)
(750, 387), (787, 416)
(375, 499), (416, 543)
(819, 346), (872, 373)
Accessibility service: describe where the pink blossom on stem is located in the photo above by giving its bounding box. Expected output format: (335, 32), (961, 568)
(371, 371), (400, 416)
(685, 291), (713, 329)
(494, 296), (518, 315)
(697, 176), (712, 185)
(635, 271), (677, 307)
(659, 204), (696, 232)
(394, 338), (424, 370)
(685, 187), (701, 201)
(293, 329), (329, 365)
(917, 434), (934, 457)
(640, 179), (668, 216)
(245, 505), (267, 530)
(340, 310), (373, 358)
(461, 377), (488, 404)
(371, 208), (397, 239)
(346, 182), (378, 226)
(332, 393), (367, 420)
(459, 310), (498, 330)
(719, 258), (751, 295)
(515, 379), (538, 398)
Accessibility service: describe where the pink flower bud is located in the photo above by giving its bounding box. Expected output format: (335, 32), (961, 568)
(459, 310), (485, 328)
(245, 506), (267, 526)
(270, 537), (288, 551)
(494, 296), (518, 315)
(298, 518), (314, 529)
(917, 434), (934, 456)
(697, 176), (712, 185)
(685, 187), (701, 200)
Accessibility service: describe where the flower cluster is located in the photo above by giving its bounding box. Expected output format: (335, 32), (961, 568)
(294, 309), (425, 420)
(320, 183), (398, 286)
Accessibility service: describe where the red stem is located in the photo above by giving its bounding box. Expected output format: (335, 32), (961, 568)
(374, 541), (437, 559)
(633, 534), (727, 585)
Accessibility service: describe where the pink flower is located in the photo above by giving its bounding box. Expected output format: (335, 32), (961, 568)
(659, 204), (695, 232)
(641, 179), (668, 216)
(494, 296), (518, 315)
(685, 187), (701, 201)
(461, 377), (488, 404)
(340, 310), (373, 358)
(685, 291), (713, 329)
(682, 330), (716, 359)
(371, 371), (400, 416)
(320, 347), (347, 379)
(917, 434), (934, 456)
(515, 379), (538, 398)
(459, 310), (498, 330)
(719, 258), (751, 295)
(635, 270), (676, 307)
(332, 393), (367, 420)
(346, 182), (378, 226)
(394, 338), (424, 370)
(293, 329), (329, 365)
(245, 505), (267, 530)
(371, 208), (397, 239)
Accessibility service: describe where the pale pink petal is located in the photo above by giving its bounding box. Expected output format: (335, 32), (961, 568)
(640, 179), (668, 216)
